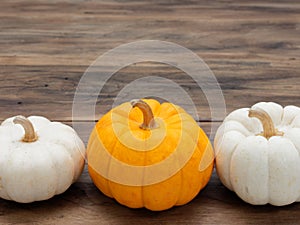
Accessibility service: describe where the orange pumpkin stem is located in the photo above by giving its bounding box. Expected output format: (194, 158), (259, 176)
(130, 99), (158, 130)
(13, 116), (38, 142)
(248, 109), (283, 139)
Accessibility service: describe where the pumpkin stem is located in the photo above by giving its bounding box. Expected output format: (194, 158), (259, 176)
(13, 116), (38, 142)
(130, 99), (158, 130)
(248, 109), (283, 139)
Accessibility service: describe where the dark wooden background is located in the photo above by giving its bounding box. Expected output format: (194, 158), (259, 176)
(0, 0), (299, 224)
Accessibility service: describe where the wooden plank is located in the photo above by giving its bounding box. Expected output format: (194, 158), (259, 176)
(0, 0), (298, 120)
(0, 62), (299, 121)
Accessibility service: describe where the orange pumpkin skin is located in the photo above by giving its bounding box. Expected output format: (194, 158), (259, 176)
(87, 99), (214, 211)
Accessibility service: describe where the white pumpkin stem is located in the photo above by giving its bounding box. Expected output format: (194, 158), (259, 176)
(248, 109), (283, 139)
(130, 99), (158, 130)
(13, 116), (38, 142)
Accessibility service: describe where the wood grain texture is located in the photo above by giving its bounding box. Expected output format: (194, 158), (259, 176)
(2, 169), (300, 225)
(0, 0), (299, 121)
(0, 0), (299, 224)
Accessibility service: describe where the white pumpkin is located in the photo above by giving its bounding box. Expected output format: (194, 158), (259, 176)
(0, 115), (86, 203)
(214, 102), (300, 206)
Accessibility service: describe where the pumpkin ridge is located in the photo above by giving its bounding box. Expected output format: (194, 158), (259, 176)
(88, 129), (114, 197)
(227, 137), (244, 191)
(224, 108), (262, 134)
(0, 149), (13, 200)
(139, 129), (181, 166)
(196, 146), (205, 192)
(102, 132), (120, 199)
(174, 160), (183, 206)
(220, 120), (252, 138)
(157, 105), (177, 119)
(289, 115), (300, 128)
(266, 140), (271, 204)
(45, 145), (61, 196)
(176, 128), (212, 205)
(141, 135), (147, 208)
(200, 148), (214, 190)
(224, 119), (249, 133)
(151, 117), (201, 168)
(43, 144), (68, 197)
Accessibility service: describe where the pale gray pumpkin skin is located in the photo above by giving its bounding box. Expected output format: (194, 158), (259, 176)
(0, 116), (86, 203)
(214, 102), (300, 206)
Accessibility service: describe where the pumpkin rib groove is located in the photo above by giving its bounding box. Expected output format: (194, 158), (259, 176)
(175, 159), (183, 206)
(159, 131), (182, 209)
(199, 129), (214, 188)
(141, 139), (147, 209)
(88, 130), (114, 198)
(106, 125), (145, 208)
(162, 113), (187, 126)
(150, 99), (162, 115)
(196, 146), (205, 192)
(227, 138), (241, 191)
(173, 128), (201, 206)
(104, 133), (120, 200)
(267, 142), (271, 204)
(45, 146), (60, 197)
(39, 148), (58, 201)
(225, 119), (254, 133)
(1, 150), (13, 201)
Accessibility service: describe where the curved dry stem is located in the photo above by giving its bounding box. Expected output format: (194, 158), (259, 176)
(130, 99), (158, 130)
(13, 116), (38, 142)
(248, 109), (283, 139)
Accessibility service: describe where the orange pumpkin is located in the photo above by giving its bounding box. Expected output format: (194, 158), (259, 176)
(87, 99), (214, 211)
